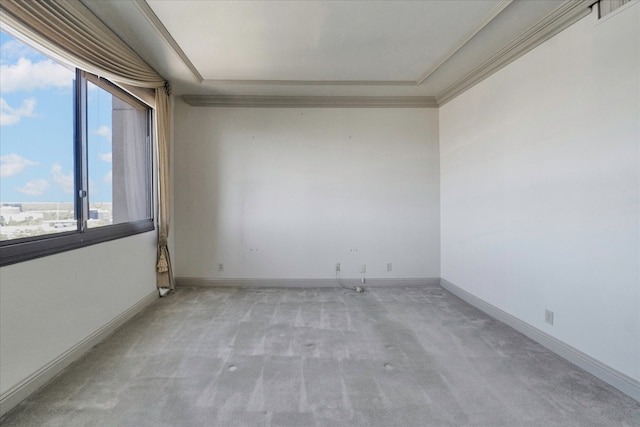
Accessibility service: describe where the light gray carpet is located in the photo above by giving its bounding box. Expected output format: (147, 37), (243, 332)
(2, 285), (638, 426)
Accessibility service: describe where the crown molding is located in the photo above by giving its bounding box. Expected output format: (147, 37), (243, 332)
(416, 0), (514, 85)
(182, 95), (438, 108)
(436, 0), (592, 105)
(133, 0), (203, 83)
(202, 79), (417, 87)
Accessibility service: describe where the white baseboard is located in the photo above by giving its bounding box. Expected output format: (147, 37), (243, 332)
(0, 290), (159, 417)
(440, 278), (640, 403)
(175, 277), (441, 289)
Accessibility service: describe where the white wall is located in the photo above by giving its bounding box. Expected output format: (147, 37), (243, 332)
(440, 5), (639, 382)
(174, 104), (440, 280)
(0, 232), (158, 398)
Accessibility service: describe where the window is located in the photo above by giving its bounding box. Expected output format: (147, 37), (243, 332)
(0, 31), (76, 240)
(0, 31), (154, 266)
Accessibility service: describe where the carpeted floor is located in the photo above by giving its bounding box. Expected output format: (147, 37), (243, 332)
(1, 285), (638, 426)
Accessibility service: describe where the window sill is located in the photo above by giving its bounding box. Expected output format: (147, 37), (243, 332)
(0, 220), (155, 267)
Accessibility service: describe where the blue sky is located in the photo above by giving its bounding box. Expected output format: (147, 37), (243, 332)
(0, 30), (113, 204)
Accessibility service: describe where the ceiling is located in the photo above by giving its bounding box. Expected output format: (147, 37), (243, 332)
(81, 0), (591, 104)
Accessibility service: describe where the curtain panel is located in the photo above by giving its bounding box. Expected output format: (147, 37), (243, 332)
(155, 86), (175, 290)
(0, 0), (174, 290)
(599, 0), (632, 17)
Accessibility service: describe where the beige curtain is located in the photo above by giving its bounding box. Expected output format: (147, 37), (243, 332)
(0, 0), (174, 291)
(155, 85), (174, 290)
(599, 0), (631, 17)
(0, 0), (164, 88)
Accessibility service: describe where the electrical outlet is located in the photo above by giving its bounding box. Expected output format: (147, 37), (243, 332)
(387, 263), (392, 272)
(217, 263), (224, 272)
(336, 262), (341, 272)
(545, 309), (554, 325)
(360, 264), (366, 273)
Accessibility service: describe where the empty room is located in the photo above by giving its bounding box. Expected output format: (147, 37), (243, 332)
(0, 0), (638, 425)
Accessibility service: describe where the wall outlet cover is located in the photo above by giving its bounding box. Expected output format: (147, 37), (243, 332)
(545, 309), (554, 325)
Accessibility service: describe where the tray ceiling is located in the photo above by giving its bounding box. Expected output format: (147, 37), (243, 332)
(82, 0), (592, 103)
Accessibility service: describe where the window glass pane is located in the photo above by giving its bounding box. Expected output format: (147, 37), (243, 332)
(87, 81), (150, 227)
(0, 31), (76, 241)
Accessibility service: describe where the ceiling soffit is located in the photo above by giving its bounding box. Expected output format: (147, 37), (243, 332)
(139, 0), (510, 86)
(96, 0), (594, 105)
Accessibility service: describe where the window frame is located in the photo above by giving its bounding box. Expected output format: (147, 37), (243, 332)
(0, 67), (155, 267)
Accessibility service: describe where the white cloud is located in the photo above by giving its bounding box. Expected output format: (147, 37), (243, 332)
(15, 179), (49, 196)
(0, 153), (38, 177)
(94, 125), (112, 142)
(99, 152), (112, 163)
(0, 57), (73, 93)
(103, 170), (112, 184)
(0, 39), (39, 61)
(0, 97), (36, 126)
(51, 163), (74, 194)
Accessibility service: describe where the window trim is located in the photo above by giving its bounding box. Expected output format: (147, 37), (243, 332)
(0, 64), (155, 267)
